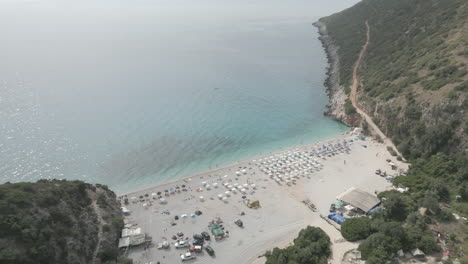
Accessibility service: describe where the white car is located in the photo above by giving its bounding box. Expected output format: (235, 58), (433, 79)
(180, 252), (196, 261)
(175, 241), (189, 248)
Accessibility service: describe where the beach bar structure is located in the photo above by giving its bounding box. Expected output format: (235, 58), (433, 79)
(336, 187), (380, 214)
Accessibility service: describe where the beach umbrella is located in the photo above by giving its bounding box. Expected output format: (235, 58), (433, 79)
(218, 194), (223, 199)
(151, 193), (157, 196)
(181, 214), (187, 218)
(199, 196), (204, 201)
(182, 185), (186, 188)
(191, 214), (196, 218)
(165, 190), (169, 193)
(242, 195), (246, 199)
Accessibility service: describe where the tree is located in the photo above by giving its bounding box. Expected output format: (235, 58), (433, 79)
(421, 191), (440, 214)
(383, 193), (411, 221)
(341, 217), (372, 241)
(265, 226), (331, 264)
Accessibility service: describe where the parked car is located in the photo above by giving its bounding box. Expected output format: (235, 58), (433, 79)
(189, 245), (202, 253)
(180, 252), (196, 261)
(175, 241), (189, 248)
(193, 234), (204, 241)
(201, 231), (211, 241)
(204, 245), (215, 256)
(192, 239), (204, 246)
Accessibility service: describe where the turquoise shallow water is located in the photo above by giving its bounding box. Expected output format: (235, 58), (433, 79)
(0, 0), (357, 193)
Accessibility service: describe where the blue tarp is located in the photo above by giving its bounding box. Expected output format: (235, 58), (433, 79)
(328, 213), (346, 224)
(367, 206), (382, 216)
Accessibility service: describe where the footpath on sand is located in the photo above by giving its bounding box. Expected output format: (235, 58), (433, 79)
(349, 21), (403, 158)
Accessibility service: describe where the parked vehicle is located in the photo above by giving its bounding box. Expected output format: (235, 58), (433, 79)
(204, 245), (215, 256)
(175, 241), (189, 248)
(247, 200), (260, 208)
(180, 252), (196, 261)
(189, 245), (202, 253)
(192, 239), (204, 246)
(193, 234), (204, 241)
(201, 231), (211, 241)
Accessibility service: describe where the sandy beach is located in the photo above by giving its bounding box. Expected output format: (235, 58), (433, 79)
(119, 130), (407, 264)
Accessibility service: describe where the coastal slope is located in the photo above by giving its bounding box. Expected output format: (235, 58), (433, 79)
(318, 0), (467, 157)
(0, 180), (127, 264)
(316, 0), (468, 262)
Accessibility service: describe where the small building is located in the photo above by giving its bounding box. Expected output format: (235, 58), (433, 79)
(118, 233), (147, 248)
(336, 187), (381, 214)
(121, 227), (141, 238)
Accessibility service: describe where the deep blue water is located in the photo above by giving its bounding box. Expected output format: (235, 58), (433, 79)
(0, 0), (358, 193)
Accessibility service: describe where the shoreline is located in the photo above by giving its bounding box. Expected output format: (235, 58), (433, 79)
(121, 132), (407, 264)
(119, 129), (351, 196)
(118, 22), (350, 197)
(313, 21), (348, 125)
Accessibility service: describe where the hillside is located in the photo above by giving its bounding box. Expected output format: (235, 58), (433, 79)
(317, 0), (468, 263)
(320, 0), (467, 158)
(0, 180), (128, 264)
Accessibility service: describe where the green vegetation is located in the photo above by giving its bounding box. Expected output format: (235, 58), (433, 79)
(322, 0), (467, 262)
(341, 217), (372, 241)
(321, 0), (467, 159)
(264, 226), (331, 264)
(0, 180), (125, 264)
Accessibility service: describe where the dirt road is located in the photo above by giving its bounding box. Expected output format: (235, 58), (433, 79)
(350, 21), (403, 158)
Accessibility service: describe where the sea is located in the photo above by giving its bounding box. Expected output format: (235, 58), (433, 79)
(0, 0), (359, 193)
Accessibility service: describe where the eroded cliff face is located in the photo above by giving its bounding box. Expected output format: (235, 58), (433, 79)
(314, 22), (347, 123)
(315, 22), (363, 128)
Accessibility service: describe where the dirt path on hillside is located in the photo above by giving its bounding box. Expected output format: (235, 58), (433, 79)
(350, 21), (403, 158)
(91, 194), (104, 264)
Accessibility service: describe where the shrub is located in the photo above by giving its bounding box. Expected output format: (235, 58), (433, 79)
(341, 217), (372, 241)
